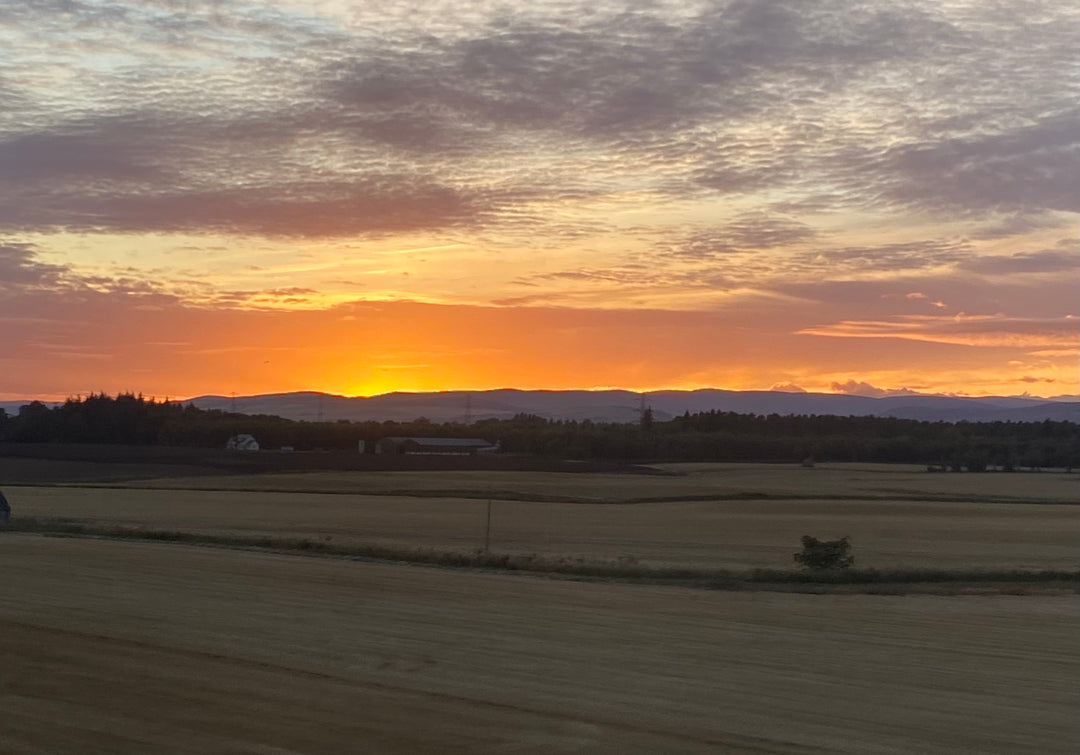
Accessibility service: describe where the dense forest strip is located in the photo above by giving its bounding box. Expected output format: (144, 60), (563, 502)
(3, 393), (1078, 467)
(0, 444), (664, 478)
(5, 520), (1078, 594)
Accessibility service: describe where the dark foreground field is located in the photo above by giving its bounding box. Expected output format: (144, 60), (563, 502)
(2, 535), (1077, 754)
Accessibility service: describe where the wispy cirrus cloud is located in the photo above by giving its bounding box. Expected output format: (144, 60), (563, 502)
(0, 239), (318, 310)
(800, 314), (1079, 349)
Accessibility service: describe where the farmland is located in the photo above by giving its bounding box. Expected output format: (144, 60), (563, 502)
(8, 462), (1079, 572)
(1, 460), (1077, 752)
(2, 535), (1076, 753)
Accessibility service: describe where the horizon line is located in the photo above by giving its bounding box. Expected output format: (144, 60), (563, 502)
(4, 387), (1078, 405)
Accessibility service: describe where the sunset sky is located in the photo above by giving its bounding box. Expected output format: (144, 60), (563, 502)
(1, 0), (1077, 401)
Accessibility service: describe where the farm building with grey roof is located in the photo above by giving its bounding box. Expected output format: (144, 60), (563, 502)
(375, 437), (499, 456)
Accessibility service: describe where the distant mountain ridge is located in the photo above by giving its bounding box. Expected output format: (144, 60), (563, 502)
(164, 389), (1080, 424)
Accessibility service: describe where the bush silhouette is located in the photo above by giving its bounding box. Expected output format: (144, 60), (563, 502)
(794, 535), (854, 570)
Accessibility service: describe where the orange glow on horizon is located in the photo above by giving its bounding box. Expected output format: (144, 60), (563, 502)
(2, 299), (1074, 403)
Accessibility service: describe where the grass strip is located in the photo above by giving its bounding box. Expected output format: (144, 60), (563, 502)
(8, 481), (1075, 506)
(5, 517), (1078, 591)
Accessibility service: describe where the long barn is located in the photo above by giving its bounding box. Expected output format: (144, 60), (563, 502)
(374, 437), (498, 456)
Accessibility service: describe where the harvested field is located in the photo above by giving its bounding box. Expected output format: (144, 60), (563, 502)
(9, 484), (1078, 571)
(92, 462), (1080, 503)
(1, 535), (1076, 754)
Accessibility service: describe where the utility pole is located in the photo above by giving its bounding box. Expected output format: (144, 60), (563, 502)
(483, 498), (492, 552)
(639, 393), (653, 432)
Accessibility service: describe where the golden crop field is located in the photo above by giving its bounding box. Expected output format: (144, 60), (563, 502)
(10, 462), (1079, 571)
(1, 535), (1076, 754)
(107, 462), (1080, 503)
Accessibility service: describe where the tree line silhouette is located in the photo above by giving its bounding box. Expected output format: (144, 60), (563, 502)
(2, 393), (1076, 469)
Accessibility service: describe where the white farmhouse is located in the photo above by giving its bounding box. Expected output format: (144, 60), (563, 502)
(226, 434), (260, 451)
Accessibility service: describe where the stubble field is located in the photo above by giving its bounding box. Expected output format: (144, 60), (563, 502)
(9, 462), (1079, 571)
(2, 535), (1077, 753)
(72, 460), (1080, 502)
(2, 461), (1077, 752)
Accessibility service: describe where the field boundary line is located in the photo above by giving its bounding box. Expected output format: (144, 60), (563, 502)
(3, 481), (1074, 506)
(6, 523), (1077, 596)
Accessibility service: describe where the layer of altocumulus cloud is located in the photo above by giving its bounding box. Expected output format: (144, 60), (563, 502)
(1, 0), (1076, 242)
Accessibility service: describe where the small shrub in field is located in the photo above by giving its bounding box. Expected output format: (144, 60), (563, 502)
(794, 535), (854, 570)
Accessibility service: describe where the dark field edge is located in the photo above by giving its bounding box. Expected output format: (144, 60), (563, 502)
(4, 481), (1076, 506)
(6, 517), (1077, 595)
(0, 444), (673, 476)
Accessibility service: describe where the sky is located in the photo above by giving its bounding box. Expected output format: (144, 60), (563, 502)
(1, 0), (1077, 401)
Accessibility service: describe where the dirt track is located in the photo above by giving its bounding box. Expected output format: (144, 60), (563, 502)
(2, 535), (1076, 753)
